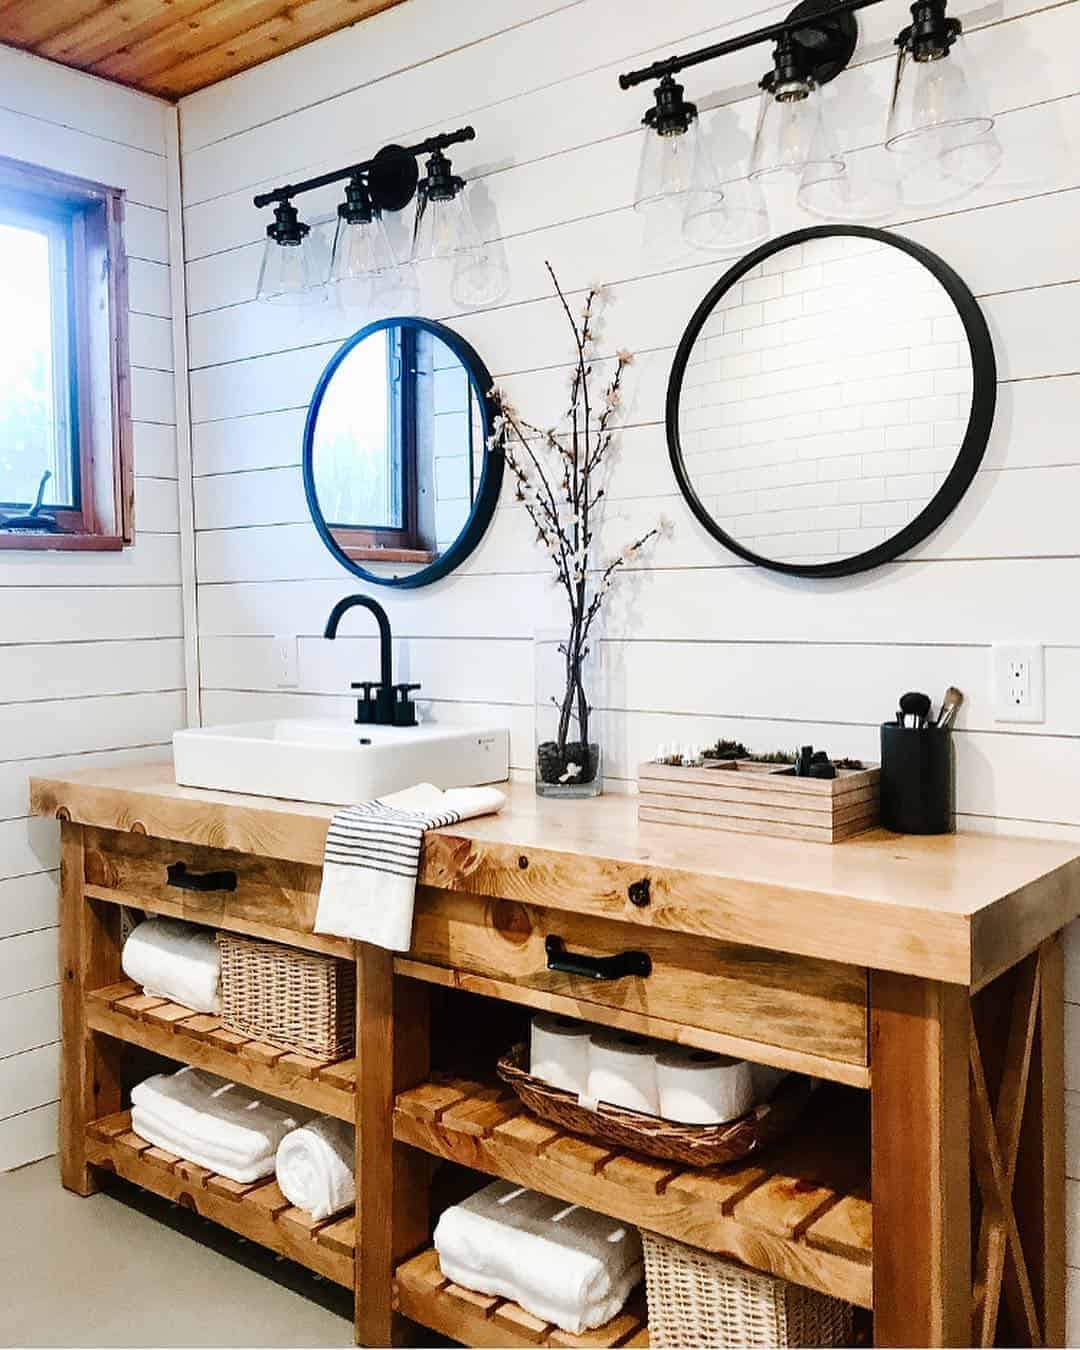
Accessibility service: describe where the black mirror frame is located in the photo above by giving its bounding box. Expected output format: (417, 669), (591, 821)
(302, 315), (503, 589)
(666, 225), (997, 579)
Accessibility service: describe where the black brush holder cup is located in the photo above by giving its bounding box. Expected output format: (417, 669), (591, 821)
(880, 724), (955, 834)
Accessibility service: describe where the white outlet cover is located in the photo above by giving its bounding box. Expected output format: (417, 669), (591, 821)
(991, 643), (1045, 723)
(274, 634), (299, 688)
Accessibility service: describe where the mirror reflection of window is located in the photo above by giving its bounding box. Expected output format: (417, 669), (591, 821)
(311, 328), (400, 531)
(311, 323), (484, 571)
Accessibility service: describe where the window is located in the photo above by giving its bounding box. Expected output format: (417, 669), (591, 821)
(0, 155), (133, 551)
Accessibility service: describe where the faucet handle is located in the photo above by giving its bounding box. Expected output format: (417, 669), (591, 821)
(351, 680), (377, 725)
(393, 682), (421, 728)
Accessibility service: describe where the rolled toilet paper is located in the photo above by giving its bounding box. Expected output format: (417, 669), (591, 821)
(587, 1030), (660, 1115)
(530, 1013), (592, 1094)
(656, 1046), (755, 1125)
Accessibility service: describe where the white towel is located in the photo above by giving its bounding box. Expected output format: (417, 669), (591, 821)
(433, 1180), (643, 1334)
(314, 783), (506, 951)
(275, 1116), (355, 1220)
(122, 916), (221, 1014)
(130, 1067), (307, 1183)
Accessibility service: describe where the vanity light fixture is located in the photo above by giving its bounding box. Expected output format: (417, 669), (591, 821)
(254, 128), (503, 308)
(619, 0), (999, 242)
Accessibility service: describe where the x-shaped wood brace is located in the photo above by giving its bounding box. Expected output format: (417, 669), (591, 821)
(969, 950), (1044, 1347)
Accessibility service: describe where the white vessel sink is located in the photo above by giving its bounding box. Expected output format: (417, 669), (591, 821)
(173, 718), (510, 806)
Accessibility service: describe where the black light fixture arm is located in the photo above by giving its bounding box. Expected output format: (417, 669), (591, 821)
(617, 0), (886, 89)
(252, 125), (476, 209)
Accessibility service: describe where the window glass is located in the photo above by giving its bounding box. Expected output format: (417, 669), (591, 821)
(0, 205), (75, 509)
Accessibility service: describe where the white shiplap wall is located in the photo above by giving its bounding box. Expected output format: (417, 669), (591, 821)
(179, 0), (1080, 1316)
(0, 48), (186, 1170)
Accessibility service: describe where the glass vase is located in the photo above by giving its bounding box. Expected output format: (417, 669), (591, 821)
(534, 629), (603, 798)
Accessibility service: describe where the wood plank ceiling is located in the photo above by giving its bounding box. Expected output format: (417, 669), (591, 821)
(0, 0), (410, 99)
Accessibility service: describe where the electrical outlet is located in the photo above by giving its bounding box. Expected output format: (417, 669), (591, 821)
(273, 634), (299, 688)
(992, 643), (1044, 723)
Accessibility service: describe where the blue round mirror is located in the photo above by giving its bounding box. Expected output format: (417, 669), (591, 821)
(302, 316), (502, 588)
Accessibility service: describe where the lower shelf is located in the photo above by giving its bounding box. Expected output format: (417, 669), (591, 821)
(85, 1111), (355, 1288)
(86, 980), (356, 1121)
(395, 1249), (649, 1348)
(395, 1076), (872, 1309)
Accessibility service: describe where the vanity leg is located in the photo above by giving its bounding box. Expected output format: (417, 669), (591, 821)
(1012, 935), (1066, 1346)
(870, 972), (971, 1347)
(58, 819), (123, 1195)
(354, 944), (431, 1347)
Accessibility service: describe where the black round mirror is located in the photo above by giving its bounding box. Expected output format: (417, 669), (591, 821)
(303, 316), (502, 588)
(667, 226), (996, 578)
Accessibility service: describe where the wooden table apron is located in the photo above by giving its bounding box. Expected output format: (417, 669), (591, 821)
(37, 765), (1078, 1350)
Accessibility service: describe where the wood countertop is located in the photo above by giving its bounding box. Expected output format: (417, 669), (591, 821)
(30, 759), (1080, 988)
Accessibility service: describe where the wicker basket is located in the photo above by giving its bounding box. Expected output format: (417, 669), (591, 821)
(496, 1043), (813, 1168)
(217, 934), (355, 1060)
(642, 1230), (854, 1348)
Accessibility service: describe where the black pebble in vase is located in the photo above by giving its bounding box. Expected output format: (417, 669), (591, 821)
(880, 723), (955, 834)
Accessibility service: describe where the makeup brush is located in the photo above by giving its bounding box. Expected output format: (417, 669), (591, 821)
(936, 686), (964, 731)
(899, 690), (932, 729)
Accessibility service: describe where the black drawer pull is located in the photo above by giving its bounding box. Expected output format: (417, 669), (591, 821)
(166, 862), (238, 893)
(545, 935), (651, 982)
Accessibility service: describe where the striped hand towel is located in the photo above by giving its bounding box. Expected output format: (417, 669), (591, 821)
(313, 783), (506, 950)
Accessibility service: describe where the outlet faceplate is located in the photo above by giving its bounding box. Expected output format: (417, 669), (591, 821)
(992, 643), (1044, 723)
(274, 634), (299, 688)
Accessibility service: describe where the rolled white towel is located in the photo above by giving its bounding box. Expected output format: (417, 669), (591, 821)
(122, 917), (220, 1014)
(276, 1116), (355, 1221)
(434, 1180), (642, 1334)
(130, 1068), (306, 1183)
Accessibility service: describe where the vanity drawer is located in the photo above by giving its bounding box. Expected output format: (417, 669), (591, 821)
(409, 888), (868, 1068)
(82, 828), (348, 957)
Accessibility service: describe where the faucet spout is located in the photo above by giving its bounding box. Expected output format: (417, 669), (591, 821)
(324, 594), (393, 690)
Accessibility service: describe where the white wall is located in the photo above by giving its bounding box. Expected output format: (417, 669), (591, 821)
(179, 0), (1080, 1316)
(0, 47), (186, 1170)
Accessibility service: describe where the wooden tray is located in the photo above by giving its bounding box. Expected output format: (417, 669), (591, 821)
(637, 759), (880, 843)
(497, 1044), (813, 1168)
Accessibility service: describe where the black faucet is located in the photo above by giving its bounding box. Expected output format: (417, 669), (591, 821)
(323, 595), (421, 728)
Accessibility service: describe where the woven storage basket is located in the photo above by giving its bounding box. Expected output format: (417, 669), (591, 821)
(217, 934), (355, 1060)
(497, 1043), (813, 1167)
(642, 1231), (854, 1349)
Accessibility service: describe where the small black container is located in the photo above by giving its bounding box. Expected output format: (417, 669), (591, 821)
(880, 723), (954, 834)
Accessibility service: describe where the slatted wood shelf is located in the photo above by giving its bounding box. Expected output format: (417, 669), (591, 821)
(394, 1248), (649, 1348)
(85, 1111), (355, 1286)
(86, 980), (356, 1121)
(394, 1076), (873, 1310)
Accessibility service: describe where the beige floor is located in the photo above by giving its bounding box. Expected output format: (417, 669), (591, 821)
(0, 1158), (355, 1348)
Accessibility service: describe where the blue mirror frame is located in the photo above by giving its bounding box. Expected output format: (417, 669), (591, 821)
(302, 315), (503, 589)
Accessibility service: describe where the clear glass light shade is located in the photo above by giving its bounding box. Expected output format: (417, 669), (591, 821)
(749, 82), (843, 181)
(410, 187), (482, 263)
(886, 43), (994, 158)
(634, 118), (700, 212)
(330, 211), (397, 285)
(255, 229), (330, 305)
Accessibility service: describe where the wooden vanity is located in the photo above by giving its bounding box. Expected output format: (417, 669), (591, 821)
(30, 761), (1080, 1349)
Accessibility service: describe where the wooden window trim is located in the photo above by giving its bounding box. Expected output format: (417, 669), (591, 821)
(0, 155), (133, 552)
